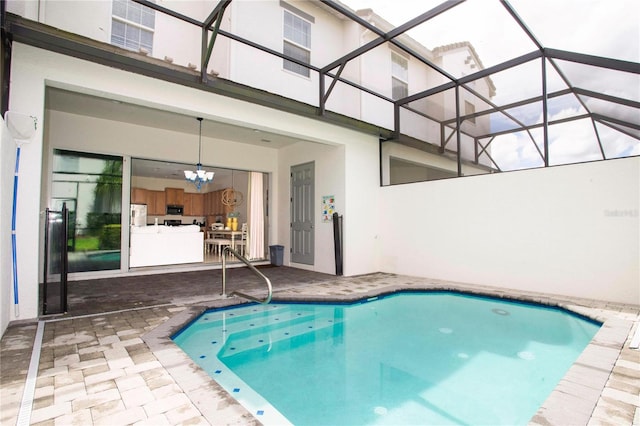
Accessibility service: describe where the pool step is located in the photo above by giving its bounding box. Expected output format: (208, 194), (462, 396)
(188, 306), (289, 333)
(191, 304), (332, 332)
(218, 313), (343, 358)
(208, 310), (321, 340)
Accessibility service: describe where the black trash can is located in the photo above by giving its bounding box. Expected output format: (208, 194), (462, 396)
(269, 245), (284, 266)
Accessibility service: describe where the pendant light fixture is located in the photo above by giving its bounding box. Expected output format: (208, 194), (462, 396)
(221, 169), (244, 208)
(184, 117), (214, 191)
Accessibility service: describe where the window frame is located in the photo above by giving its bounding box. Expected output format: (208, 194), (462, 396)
(111, 0), (155, 54)
(282, 9), (312, 78)
(391, 52), (409, 100)
(465, 100), (476, 124)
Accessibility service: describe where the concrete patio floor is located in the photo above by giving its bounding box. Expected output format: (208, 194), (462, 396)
(1, 266), (638, 425)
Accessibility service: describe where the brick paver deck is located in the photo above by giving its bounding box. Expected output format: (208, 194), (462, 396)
(1, 267), (638, 425)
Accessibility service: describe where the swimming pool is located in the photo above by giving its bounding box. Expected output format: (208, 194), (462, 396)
(173, 292), (601, 425)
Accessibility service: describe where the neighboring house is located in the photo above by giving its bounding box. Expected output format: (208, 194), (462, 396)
(348, 9), (496, 183)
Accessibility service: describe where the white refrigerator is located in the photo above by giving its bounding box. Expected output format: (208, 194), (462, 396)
(130, 204), (147, 227)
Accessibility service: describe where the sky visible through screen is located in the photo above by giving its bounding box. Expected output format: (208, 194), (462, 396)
(340, 0), (640, 170)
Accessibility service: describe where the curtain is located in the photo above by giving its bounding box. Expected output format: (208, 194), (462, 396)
(248, 172), (265, 260)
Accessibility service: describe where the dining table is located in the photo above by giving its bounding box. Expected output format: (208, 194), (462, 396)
(206, 229), (244, 250)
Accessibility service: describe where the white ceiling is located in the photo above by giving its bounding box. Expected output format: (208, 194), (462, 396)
(130, 157), (225, 180)
(44, 87), (302, 179)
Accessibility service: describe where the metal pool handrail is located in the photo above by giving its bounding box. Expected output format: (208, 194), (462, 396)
(221, 246), (273, 304)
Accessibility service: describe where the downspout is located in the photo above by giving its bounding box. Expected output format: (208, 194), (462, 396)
(1, 0), (11, 117)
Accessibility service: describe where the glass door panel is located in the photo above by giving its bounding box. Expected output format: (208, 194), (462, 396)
(52, 150), (123, 272)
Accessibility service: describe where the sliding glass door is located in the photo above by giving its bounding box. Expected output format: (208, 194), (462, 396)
(52, 150), (123, 272)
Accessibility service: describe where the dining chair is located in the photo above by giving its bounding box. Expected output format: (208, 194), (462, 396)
(203, 237), (216, 254)
(202, 224), (229, 255)
(234, 223), (248, 256)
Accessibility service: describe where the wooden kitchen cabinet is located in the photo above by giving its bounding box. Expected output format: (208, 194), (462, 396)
(203, 189), (233, 217)
(183, 192), (204, 216)
(204, 191), (213, 215)
(165, 187), (184, 206)
(131, 188), (165, 215)
(191, 193), (204, 216)
(131, 187), (148, 204)
(205, 191), (214, 215)
(148, 190), (166, 215)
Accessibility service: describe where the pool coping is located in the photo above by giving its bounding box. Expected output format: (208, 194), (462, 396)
(142, 279), (637, 426)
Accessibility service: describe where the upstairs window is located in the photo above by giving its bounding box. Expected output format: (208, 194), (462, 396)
(111, 0), (155, 54)
(283, 10), (311, 77)
(391, 53), (408, 100)
(465, 100), (476, 124)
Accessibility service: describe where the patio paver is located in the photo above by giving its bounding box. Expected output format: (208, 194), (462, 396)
(1, 267), (638, 425)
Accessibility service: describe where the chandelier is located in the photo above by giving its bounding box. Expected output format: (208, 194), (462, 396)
(184, 117), (214, 191)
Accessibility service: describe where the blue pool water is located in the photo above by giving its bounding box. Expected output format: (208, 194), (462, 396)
(173, 292), (601, 425)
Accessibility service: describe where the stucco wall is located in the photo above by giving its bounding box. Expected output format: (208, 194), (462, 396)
(276, 126), (379, 276)
(8, 0), (207, 70)
(4, 42), (380, 323)
(4, 39), (636, 333)
(231, 1), (329, 106)
(343, 131), (381, 275)
(378, 157), (640, 304)
(278, 142), (345, 274)
(381, 142), (490, 185)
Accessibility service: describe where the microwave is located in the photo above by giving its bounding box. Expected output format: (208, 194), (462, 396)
(166, 204), (184, 215)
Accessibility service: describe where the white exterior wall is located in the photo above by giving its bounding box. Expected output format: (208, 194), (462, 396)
(379, 157), (640, 304)
(3, 46), (46, 327)
(358, 33), (394, 129)
(2, 42), (380, 325)
(152, 2), (203, 69)
(38, 0), (113, 42)
(399, 102), (441, 144)
(5, 0), (492, 136)
(277, 143), (344, 273)
(6, 0), (105, 32)
(5, 0), (490, 141)
(433, 47), (493, 153)
(343, 130), (381, 275)
(441, 47), (492, 136)
(6, 0), (217, 72)
(323, 19), (362, 119)
(277, 129), (379, 276)
(381, 142), (489, 185)
(229, 1), (347, 107)
(398, 52), (442, 144)
(5, 0), (35, 19)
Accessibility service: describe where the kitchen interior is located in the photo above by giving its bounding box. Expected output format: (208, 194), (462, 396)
(129, 157), (261, 268)
(44, 88), (295, 274)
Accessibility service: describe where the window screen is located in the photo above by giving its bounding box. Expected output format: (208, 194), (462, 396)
(111, 0), (155, 54)
(283, 10), (311, 77)
(392, 53), (408, 100)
